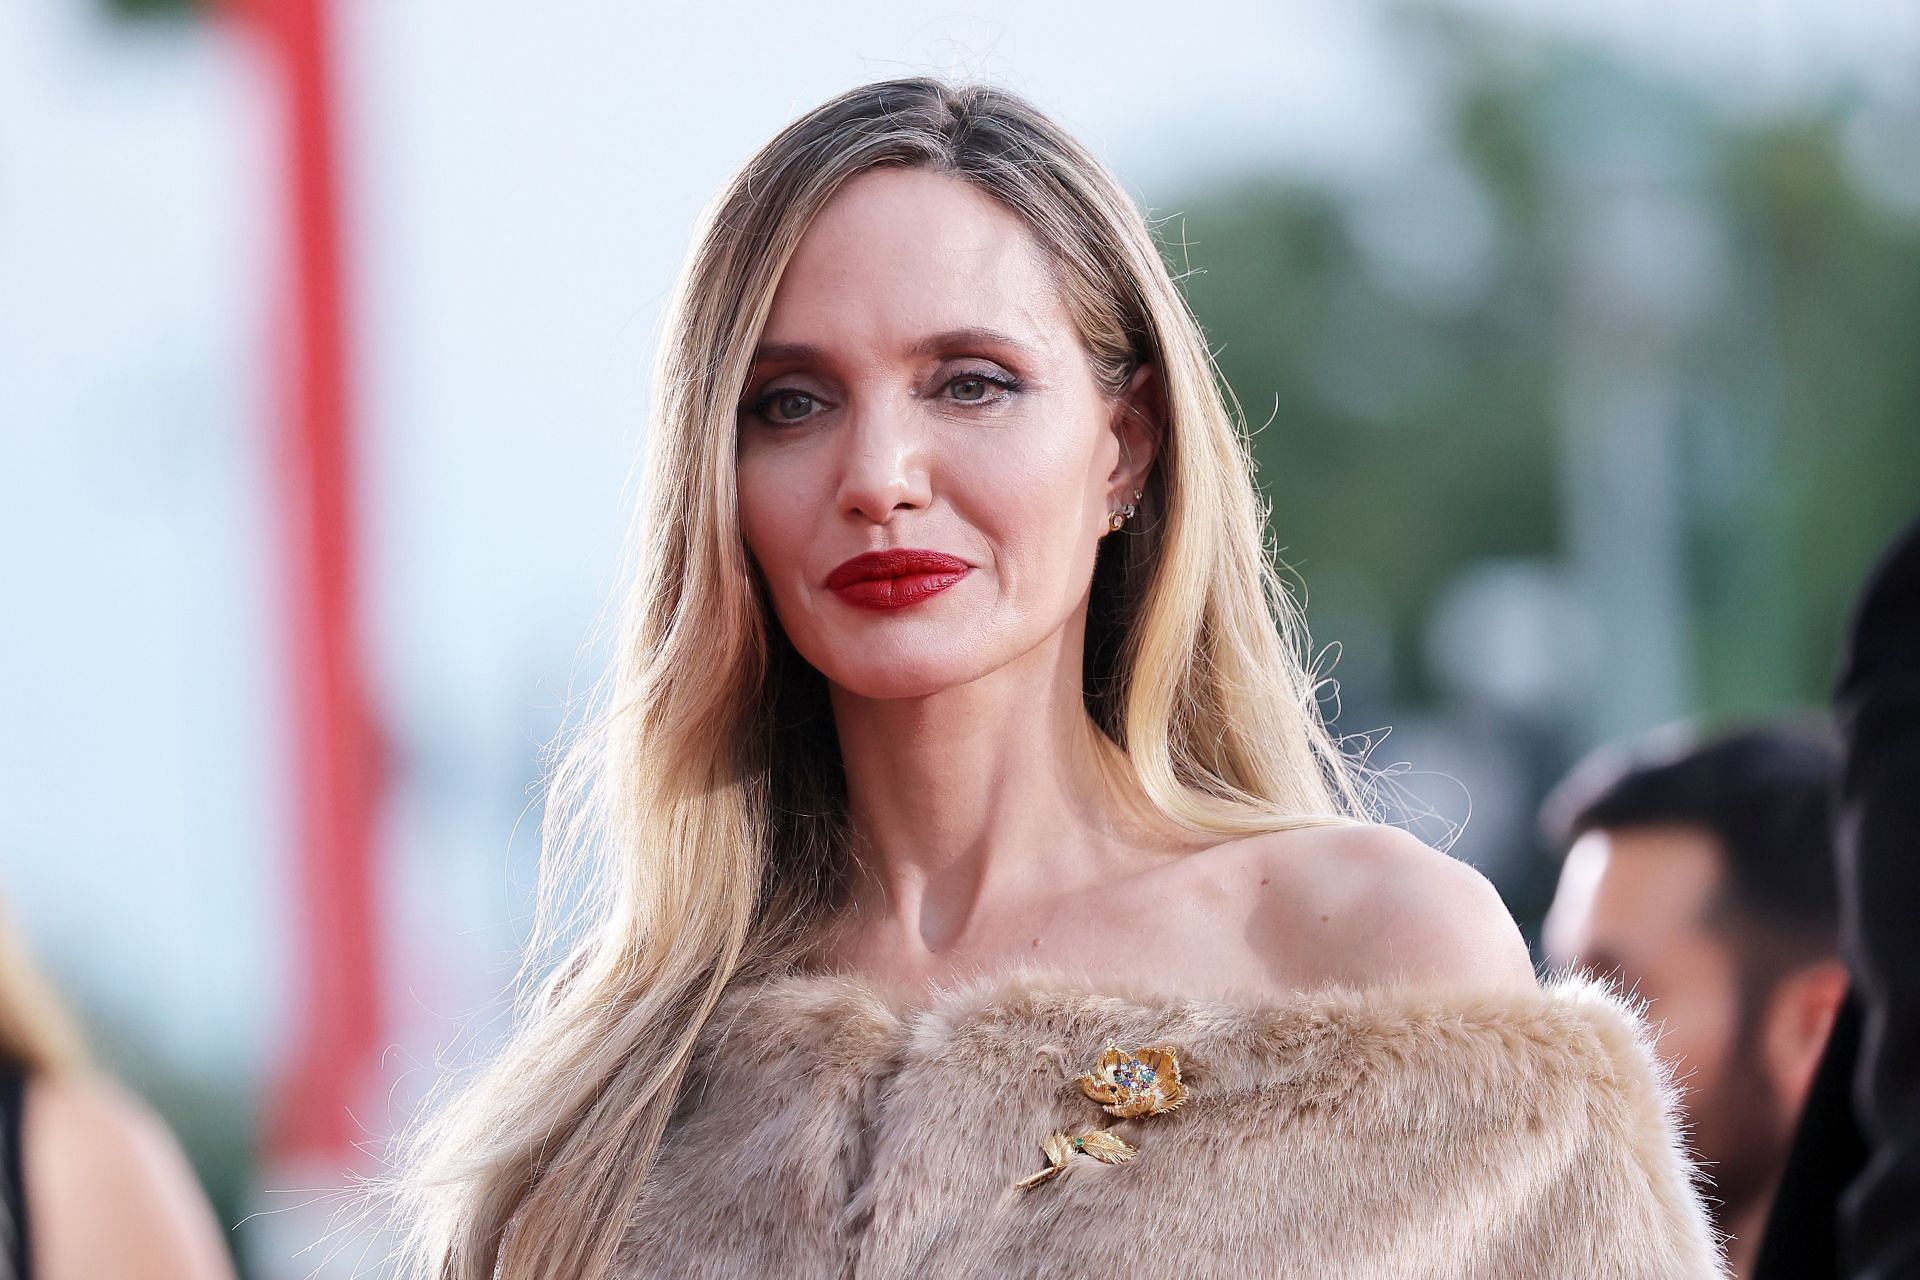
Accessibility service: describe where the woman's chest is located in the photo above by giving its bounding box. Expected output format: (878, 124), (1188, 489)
(803, 844), (1357, 1012)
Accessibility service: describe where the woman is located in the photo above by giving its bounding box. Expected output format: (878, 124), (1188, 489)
(398, 78), (1725, 1278)
(0, 905), (236, 1280)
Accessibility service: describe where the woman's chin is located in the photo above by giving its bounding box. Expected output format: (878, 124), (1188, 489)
(818, 651), (997, 702)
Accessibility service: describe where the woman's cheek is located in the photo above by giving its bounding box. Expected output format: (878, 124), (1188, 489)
(738, 483), (798, 610)
(989, 447), (1095, 549)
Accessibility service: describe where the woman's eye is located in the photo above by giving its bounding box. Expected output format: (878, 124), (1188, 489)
(747, 388), (822, 424)
(944, 372), (1020, 405)
(772, 391), (816, 420)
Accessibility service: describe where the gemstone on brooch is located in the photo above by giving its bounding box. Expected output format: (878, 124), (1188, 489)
(1077, 1044), (1188, 1119)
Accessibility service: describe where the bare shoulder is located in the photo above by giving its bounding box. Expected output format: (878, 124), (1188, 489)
(1235, 822), (1539, 995)
(25, 1073), (237, 1280)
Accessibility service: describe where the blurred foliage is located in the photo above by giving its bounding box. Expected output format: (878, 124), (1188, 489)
(1170, 180), (1561, 706)
(1728, 119), (1920, 702)
(104, 0), (203, 19)
(1168, 25), (1920, 724)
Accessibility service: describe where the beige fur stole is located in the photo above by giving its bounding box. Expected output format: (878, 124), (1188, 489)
(616, 967), (1728, 1279)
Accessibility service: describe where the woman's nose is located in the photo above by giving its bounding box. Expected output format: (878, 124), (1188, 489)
(834, 394), (931, 525)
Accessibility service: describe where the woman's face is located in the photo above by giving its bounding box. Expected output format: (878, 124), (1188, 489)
(736, 167), (1156, 699)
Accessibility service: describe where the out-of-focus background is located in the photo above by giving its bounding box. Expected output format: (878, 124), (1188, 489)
(2, 0), (1915, 1273)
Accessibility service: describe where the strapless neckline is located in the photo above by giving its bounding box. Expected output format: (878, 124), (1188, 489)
(693, 961), (1638, 1100)
(722, 956), (1562, 1019)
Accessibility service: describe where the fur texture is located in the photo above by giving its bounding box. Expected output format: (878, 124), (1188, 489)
(616, 968), (1728, 1278)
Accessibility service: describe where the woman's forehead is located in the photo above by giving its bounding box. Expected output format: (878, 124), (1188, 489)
(757, 168), (1075, 365)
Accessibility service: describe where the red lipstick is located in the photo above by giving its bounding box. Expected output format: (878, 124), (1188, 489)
(825, 549), (971, 611)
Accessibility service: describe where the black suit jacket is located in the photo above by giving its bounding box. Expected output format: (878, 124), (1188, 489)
(1756, 516), (1920, 1279)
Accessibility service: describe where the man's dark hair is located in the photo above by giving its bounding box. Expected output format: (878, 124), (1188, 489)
(1542, 719), (1841, 969)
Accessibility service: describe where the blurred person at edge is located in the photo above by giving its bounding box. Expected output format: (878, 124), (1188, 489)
(1754, 515), (1920, 1280)
(1540, 724), (1850, 1279)
(0, 904), (236, 1280)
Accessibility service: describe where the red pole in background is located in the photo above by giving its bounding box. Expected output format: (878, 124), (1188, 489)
(229, 0), (385, 1168)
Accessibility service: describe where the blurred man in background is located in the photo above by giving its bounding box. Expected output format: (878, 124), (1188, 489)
(1540, 724), (1850, 1279)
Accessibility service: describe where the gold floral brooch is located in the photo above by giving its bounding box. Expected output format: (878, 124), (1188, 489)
(1080, 1044), (1188, 1118)
(1016, 1043), (1188, 1189)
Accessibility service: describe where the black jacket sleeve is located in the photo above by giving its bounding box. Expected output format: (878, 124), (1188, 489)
(1834, 516), (1920, 1280)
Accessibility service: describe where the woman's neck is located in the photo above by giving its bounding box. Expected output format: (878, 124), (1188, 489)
(822, 633), (1181, 970)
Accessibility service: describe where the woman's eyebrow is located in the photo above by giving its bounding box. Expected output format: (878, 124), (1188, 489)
(905, 326), (1038, 360)
(749, 340), (823, 366)
(749, 326), (1039, 367)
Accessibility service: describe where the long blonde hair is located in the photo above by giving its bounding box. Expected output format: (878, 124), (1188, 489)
(394, 76), (1369, 1279)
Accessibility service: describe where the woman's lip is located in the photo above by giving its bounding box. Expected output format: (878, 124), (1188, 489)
(825, 548), (971, 588)
(825, 549), (971, 612)
(830, 571), (968, 611)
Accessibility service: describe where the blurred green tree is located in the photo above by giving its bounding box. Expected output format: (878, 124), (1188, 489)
(1168, 26), (1919, 731)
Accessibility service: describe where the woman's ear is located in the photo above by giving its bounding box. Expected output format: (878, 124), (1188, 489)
(1108, 361), (1164, 495)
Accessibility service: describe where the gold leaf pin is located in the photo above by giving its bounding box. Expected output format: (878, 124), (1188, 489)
(1014, 1129), (1138, 1189)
